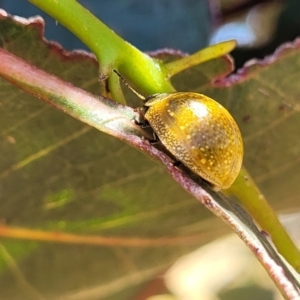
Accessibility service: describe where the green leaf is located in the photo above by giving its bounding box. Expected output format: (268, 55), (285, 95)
(0, 10), (299, 300)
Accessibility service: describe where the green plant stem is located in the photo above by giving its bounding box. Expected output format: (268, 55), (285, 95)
(165, 40), (236, 77)
(28, 0), (175, 96)
(228, 167), (300, 273)
(107, 72), (127, 105)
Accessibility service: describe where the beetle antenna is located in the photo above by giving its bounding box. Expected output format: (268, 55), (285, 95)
(113, 70), (146, 100)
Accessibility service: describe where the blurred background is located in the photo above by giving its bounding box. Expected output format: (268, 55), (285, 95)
(1, 0), (300, 69)
(1, 1), (299, 299)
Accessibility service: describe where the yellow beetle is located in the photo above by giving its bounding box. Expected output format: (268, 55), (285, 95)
(144, 92), (243, 190)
